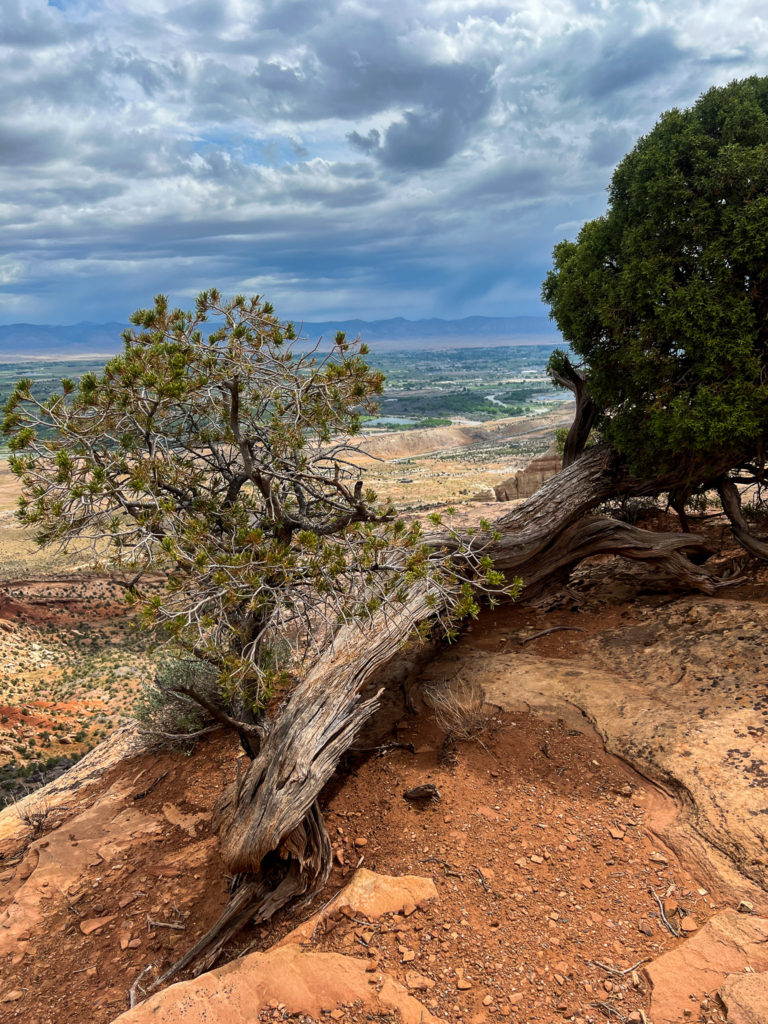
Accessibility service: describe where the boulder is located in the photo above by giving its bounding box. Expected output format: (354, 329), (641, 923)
(279, 867), (438, 945)
(491, 447), (562, 502)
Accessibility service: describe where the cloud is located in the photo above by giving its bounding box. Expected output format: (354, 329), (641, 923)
(355, 63), (496, 170)
(2, 0), (768, 324)
(0, 123), (70, 166)
(585, 124), (633, 166)
(579, 28), (687, 98)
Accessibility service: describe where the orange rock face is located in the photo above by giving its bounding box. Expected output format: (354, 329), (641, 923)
(645, 910), (768, 1023)
(277, 867), (438, 946)
(111, 944), (445, 1024)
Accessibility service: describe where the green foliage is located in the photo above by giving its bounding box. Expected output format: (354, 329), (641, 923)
(3, 290), (515, 725)
(370, 389), (525, 421)
(543, 77), (768, 487)
(134, 657), (220, 741)
(554, 427), (568, 457)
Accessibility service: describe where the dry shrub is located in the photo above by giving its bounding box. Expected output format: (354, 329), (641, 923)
(423, 677), (492, 740)
(16, 793), (50, 837)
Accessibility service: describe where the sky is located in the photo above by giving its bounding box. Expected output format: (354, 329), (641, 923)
(1, 0), (767, 325)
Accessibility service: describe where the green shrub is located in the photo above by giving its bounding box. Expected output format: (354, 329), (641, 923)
(134, 656), (221, 745)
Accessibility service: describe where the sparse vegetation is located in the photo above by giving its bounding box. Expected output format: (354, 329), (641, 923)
(3, 290), (519, 981)
(15, 792), (50, 836)
(134, 657), (222, 743)
(424, 676), (493, 741)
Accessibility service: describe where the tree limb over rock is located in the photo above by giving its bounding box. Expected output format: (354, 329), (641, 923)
(153, 444), (735, 987)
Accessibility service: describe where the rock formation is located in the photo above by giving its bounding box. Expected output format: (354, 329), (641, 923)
(481, 444), (562, 502)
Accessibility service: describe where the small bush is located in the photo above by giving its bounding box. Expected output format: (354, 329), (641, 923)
(742, 491), (768, 526)
(134, 656), (221, 744)
(16, 794), (50, 837)
(596, 495), (662, 525)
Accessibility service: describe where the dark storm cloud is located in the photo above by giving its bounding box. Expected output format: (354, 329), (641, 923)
(579, 28), (686, 98)
(586, 125), (633, 166)
(458, 162), (554, 201)
(2, 0), (768, 323)
(348, 63), (496, 171)
(248, 18), (498, 128)
(257, 0), (333, 35)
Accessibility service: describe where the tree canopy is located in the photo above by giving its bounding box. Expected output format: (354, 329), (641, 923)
(2, 291), (509, 751)
(543, 76), (768, 491)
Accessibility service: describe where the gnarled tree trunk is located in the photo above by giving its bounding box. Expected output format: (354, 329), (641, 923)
(153, 444), (736, 988)
(717, 477), (768, 560)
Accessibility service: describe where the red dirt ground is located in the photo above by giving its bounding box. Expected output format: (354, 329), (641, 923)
(0, 701), (720, 1024)
(3, 510), (760, 1024)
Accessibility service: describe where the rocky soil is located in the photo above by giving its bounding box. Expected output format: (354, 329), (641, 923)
(0, 577), (161, 804)
(0, 701), (708, 1024)
(2, 461), (768, 1023)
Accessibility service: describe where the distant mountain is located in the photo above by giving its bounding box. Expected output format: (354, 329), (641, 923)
(297, 316), (558, 348)
(0, 322), (127, 357)
(0, 315), (559, 358)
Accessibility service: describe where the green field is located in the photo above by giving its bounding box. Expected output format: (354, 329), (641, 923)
(0, 345), (566, 455)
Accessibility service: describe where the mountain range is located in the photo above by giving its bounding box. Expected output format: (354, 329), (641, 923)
(0, 315), (559, 358)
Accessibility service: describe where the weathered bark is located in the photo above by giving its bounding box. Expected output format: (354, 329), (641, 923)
(718, 477), (768, 559)
(154, 587), (441, 986)
(548, 354), (597, 468)
(154, 799), (331, 987)
(153, 444), (735, 988)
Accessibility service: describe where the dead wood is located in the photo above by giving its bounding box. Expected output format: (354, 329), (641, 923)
(717, 477), (768, 560)
(151, 443), (738, 991)
(520, 626), (587, 644)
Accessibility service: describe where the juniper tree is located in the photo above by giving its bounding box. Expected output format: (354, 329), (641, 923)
(10, 79), (768, 979)
(543, 76), (768, 549)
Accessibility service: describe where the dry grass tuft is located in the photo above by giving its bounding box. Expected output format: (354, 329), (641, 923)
(15, 792), (50, 837)
(423, 676), (492, 740)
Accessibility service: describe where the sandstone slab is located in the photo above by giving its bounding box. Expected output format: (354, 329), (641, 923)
(719, 971), (768, 1024)
(111, 943), (444, 1024)
(644, 910), (768, 1023)
(0, 785), (161, 956)
(0, 723), (151, 845)
(279, 867), (438, 946)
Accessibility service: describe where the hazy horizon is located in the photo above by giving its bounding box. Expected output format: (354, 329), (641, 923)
(0, 313), (561, 359)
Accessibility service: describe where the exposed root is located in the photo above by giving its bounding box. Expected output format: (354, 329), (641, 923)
(151, 799), (331, 991)
(146, 448), (746, 991)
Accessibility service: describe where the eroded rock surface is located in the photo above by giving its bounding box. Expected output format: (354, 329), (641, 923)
(436, 596), (768, 903)
(643, 910), (768, 1023)
(719, 970), (768, 1024)
(492, 446), (562, 501)
(0, 782), (162, 956)
(588, 599), (768, 891)
(0, 722), (151, 844)
(112, 944), (445, 1024)
(279, 867), (438, 946)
